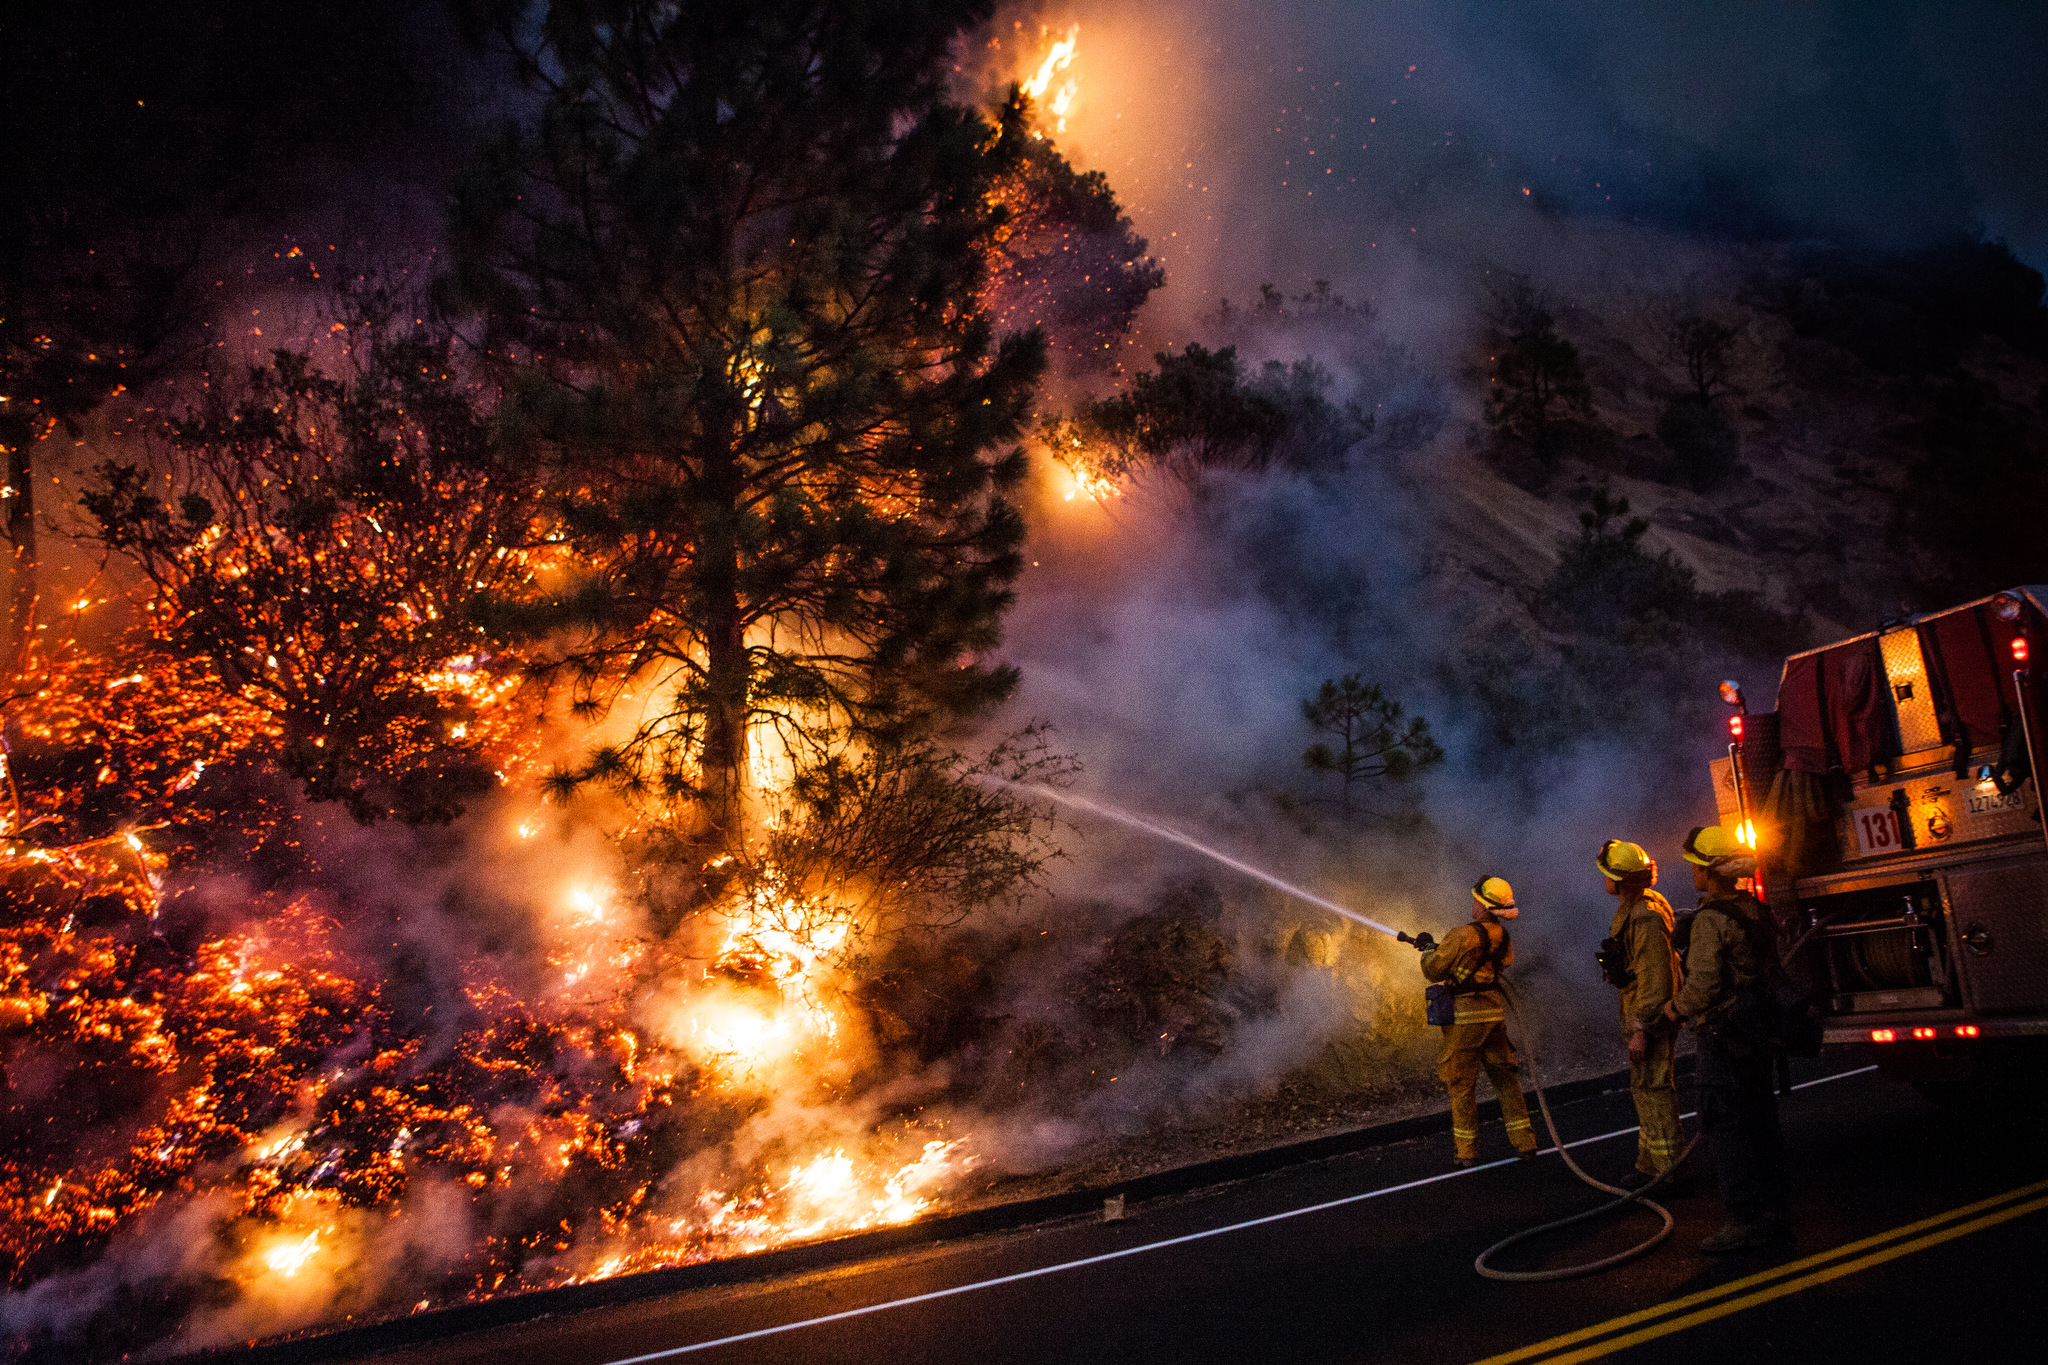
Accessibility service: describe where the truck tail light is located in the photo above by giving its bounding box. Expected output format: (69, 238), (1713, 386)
(1955, 1025), (1981, 1038)
(1728, 714), (1744, 740)
(2013, 637), (2030, 664)
(1910, 1027), (1937, 1039)
(1869, 1028), (1897, 1042)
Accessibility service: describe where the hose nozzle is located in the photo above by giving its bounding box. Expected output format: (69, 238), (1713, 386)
(1398, 931), (1437, 954)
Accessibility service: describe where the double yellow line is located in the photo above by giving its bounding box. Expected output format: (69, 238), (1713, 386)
(1473, 1178), (2048, 1364)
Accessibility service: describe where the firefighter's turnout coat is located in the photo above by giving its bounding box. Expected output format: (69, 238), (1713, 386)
(1420, 919), (1511, 1024)
(1670, 889), (1788, 1221)
(1611, 889), (1682, 1033)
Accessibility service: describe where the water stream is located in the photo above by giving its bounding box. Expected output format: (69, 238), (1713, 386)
(1001, 782), (1407, 939)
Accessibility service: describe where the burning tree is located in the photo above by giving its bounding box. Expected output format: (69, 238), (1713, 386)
(1042, 344), (1369, 493)
(447, 0), (1050, 856)
(980, 126), (1164, 374)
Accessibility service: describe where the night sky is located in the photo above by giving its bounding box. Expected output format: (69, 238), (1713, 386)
(10, 1), (2047, 328)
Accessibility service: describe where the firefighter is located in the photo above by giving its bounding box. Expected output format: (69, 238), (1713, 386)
(1597, 838), (1686, 1186)
(1663, 825), (1791, 1252)
(1422, 876), (1540, 1167)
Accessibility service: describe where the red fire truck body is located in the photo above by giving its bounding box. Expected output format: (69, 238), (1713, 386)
(1710, 588), (2048, 1081)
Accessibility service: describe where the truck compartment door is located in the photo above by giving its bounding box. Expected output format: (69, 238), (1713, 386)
(1945, 857), (2048, 1014)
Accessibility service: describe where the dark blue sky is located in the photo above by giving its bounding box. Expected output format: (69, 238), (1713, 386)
(1041, 1), (2047, 327)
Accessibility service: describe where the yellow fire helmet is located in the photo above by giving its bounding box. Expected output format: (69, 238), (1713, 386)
(1471, 875), (1518, 918)
(1681, 825), (1743, 866)
(1596, 838), (1654, 880)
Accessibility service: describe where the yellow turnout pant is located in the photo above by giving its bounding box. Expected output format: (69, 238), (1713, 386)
(1437, 1021), (1538, 1160)
(1629, 1029), (1684, 1175)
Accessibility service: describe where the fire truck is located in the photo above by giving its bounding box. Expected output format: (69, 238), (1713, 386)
(1710, 588), (2048, 1091)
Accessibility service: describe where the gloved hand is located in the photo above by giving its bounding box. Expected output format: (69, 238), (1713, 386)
(1407, 931), (1437, 955)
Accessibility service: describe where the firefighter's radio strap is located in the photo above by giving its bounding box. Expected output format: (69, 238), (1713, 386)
(1425, 921), (1505, 1027)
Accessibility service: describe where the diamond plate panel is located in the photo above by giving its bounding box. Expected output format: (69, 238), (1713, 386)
(1709, 756), (1742, 828)
(1946, 858), (2048, 1013)
(1882, 628), (1945, 756)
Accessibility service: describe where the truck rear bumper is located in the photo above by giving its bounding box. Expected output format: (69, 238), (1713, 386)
(1823, 1013), (2048, 1044)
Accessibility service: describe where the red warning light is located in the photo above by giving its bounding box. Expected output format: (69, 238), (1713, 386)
(1869, 1028), (1897, 1043)
(2013, 636), (2031, 664)
(1910, 1027), (1937, 1039)
(1955, 1025), (1981, 1038)
(1728, 714), (1744, 740)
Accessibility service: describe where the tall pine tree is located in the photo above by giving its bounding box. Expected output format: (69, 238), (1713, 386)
(447, 1), (1047, 846)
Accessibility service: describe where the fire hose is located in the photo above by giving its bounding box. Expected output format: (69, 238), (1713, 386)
(1470, 978), (1702, 1281)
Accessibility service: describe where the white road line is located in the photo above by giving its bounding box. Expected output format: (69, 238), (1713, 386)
(599, 1065), (1880, 1364)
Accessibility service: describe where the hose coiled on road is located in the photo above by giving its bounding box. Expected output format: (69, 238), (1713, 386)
(1473, 980), (1702, 1282)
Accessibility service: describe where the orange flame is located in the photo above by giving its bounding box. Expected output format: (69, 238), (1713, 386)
(1022, 26), (1080, 135)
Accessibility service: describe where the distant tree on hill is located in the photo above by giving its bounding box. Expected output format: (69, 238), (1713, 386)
(1481, 281), (1595, 451)
(1299, 675), (1443, 815)
(1654, 311), (1743, 492)
(1663, 313), (1740, 403)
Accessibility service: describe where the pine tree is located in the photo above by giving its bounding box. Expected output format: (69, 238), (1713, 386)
(446, 1), (1048, 846)
(1300, 675), (1443, 815)
(1482, 282), (1594, 450)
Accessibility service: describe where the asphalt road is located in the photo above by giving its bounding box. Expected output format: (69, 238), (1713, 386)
(296, 1053), (2047, 1365)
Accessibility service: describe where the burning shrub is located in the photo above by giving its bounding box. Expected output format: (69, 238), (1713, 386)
(80, 298), (545, 825)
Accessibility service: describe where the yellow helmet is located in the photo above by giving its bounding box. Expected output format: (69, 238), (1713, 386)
(1472, 875), (1518, 917)
(1596, 838), (1653, 880)
(1681, 825), (1742, 866)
